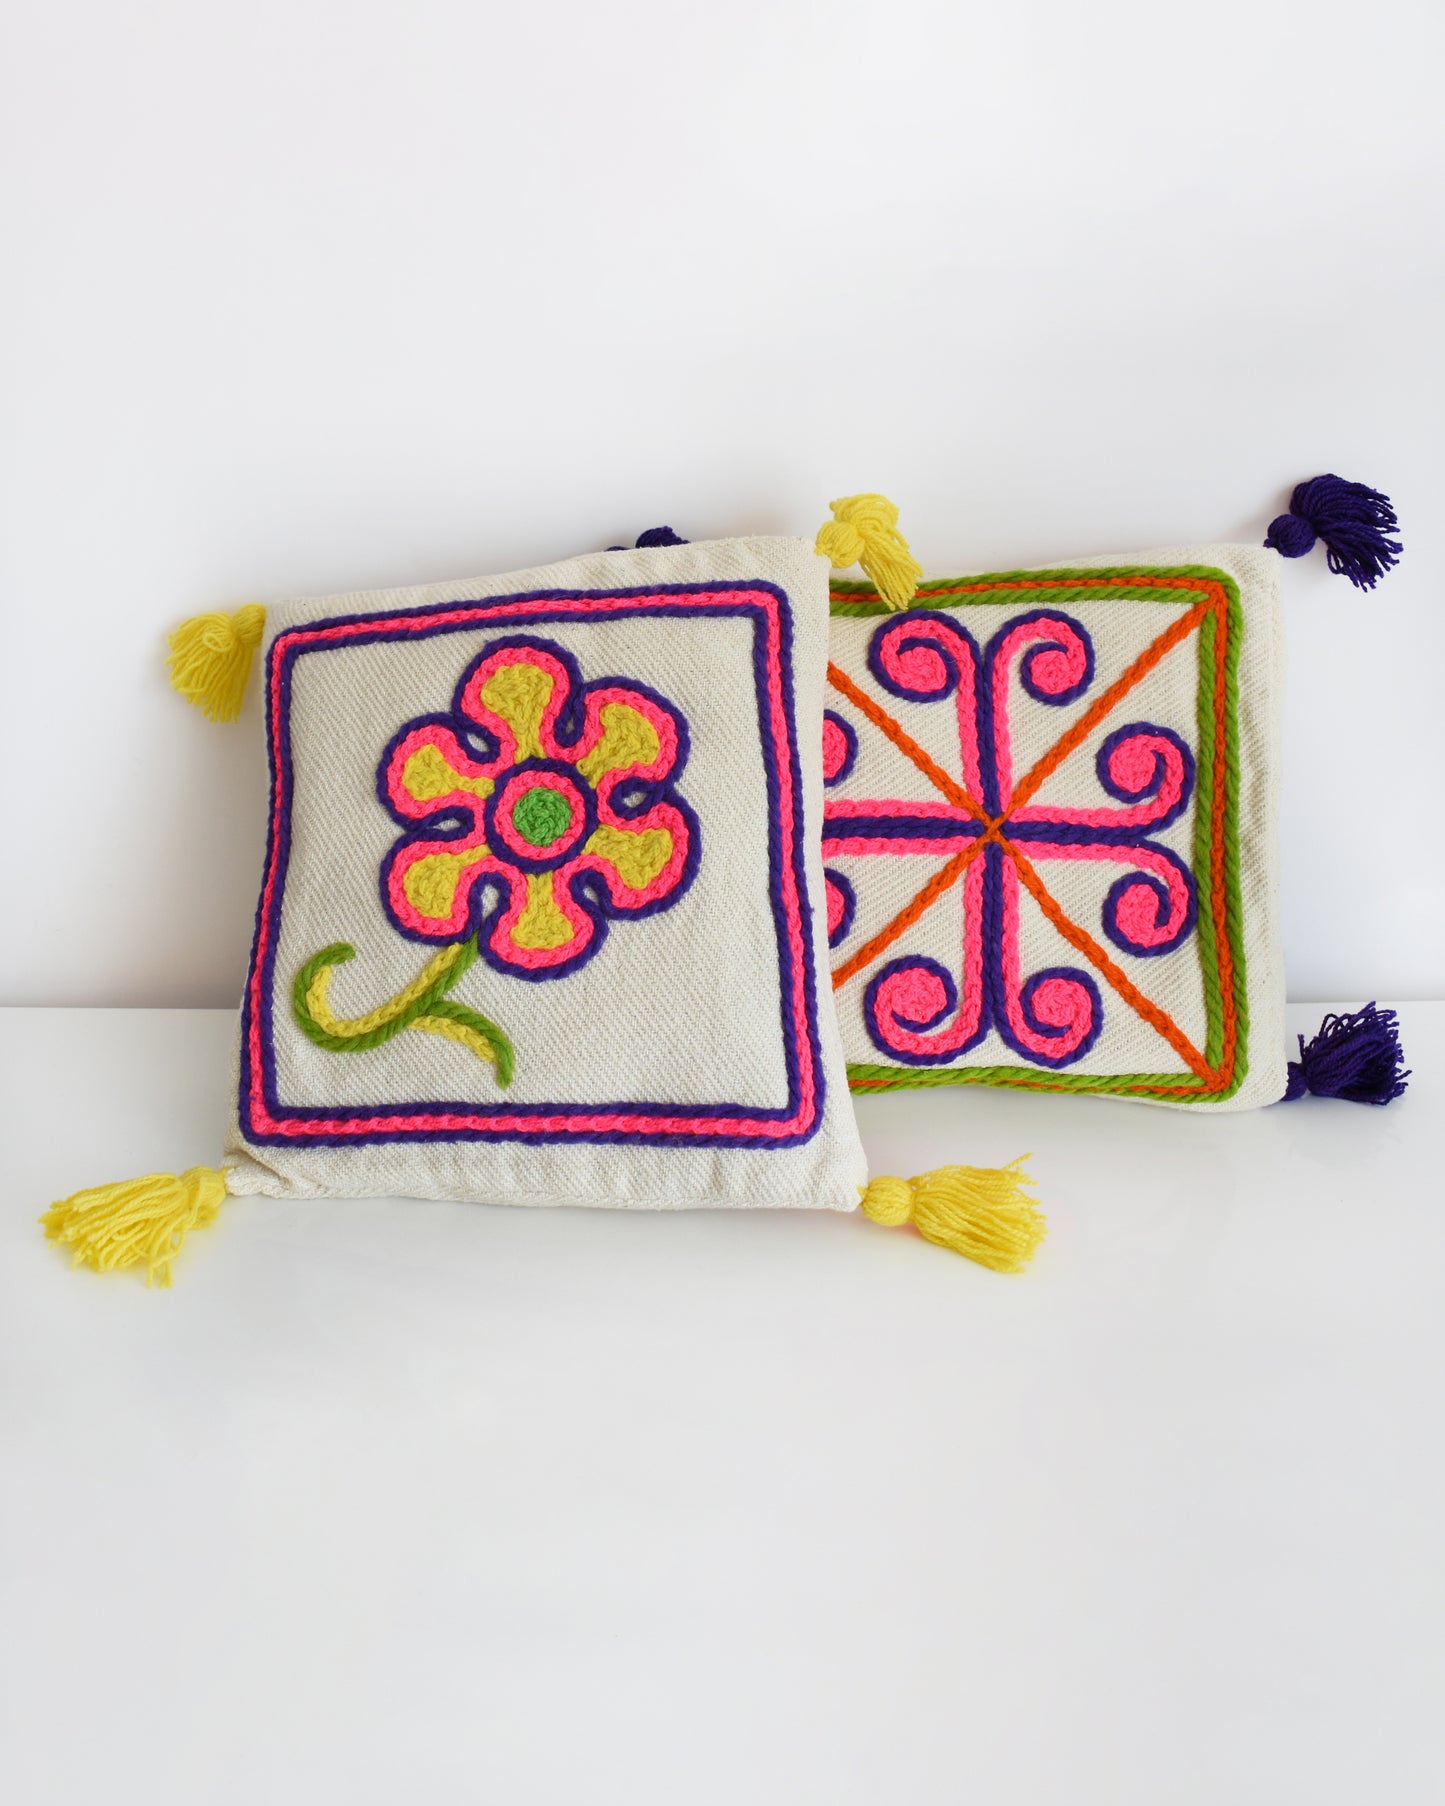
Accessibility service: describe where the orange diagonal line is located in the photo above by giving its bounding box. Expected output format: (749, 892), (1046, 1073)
(827, 662), (988, 821)
(1007, 603), (1208, 814)
(1002, 843), (1217, 1083)
(831, 840), (990, 990)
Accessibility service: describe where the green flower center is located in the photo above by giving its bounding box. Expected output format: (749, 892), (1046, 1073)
(512, 784), (574, 848)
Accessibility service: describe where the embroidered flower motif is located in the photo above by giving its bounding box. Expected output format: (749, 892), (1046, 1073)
(379, 635), (700, 979)
(825, 609), (1197, 1069)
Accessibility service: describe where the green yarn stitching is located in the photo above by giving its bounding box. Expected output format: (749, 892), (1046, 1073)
(293, 935), (514, 1081)
(828, 564), (1248, 614)
(512, 786), (573, 848)
(847, 1062), (1213, 1094)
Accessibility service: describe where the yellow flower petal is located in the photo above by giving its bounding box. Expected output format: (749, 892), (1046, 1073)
(400, 742), (494, 804)
(585, 824), (673, 892)
(575, 702), (660, 785)
(481, 660), (554, 761)
(512, 872), (577, 950)
(403, 848), (486, 923)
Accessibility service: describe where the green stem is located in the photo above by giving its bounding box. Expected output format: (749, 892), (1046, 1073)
(292, 935), (514, 1084)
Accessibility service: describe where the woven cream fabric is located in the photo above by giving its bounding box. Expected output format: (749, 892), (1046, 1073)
(224, 536), (867, 1208)
(825, 544), (1285, 1110)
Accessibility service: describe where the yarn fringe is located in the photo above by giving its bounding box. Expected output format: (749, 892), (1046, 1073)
(859, 1157), (1044, 1271)
(167, 604), (266, 721)
(41, 1166), (228, 1286)
(1283, 1003), (1409, 1105)
(816, 494), (922, 610)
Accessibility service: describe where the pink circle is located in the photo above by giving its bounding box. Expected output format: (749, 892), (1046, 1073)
(1030, 646), (1088, 695)
(1108, 737), (1159, 793)
(891, 646), (947, 689)
(885, 965), (949, 1021)
(1029, 975), (1081, 1028)
(822, 717), (849, 782)
(1114, 882), (1168, 947)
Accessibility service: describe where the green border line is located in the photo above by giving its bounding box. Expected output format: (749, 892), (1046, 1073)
(831, 566), (1248, 1103)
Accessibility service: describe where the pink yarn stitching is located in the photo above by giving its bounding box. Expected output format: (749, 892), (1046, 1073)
(995, 856), (1097, 1062)
(1009, 839), (1193, 949)
(989, 614), (1091, 808)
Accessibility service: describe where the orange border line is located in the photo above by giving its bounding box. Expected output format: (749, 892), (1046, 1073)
(877, 575), (1222, 603)
(1205, 587), (1238, 1084)
(848, 1071), (1217, 1098)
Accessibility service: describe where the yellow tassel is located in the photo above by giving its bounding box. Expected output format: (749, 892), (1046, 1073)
(166, 604), (266, 722)
(859, 1158), (1045, 1272)
(815, 493), (923, 611)
(40, 1166), (228, 1287)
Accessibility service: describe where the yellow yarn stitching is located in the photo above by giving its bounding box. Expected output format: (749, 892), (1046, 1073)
(41, 1166), (228, 1287)
(400, 742), (495, 803)
(411, 1011), (501, 1064)
(481, 660), (554, 760)
(815, 494), (922, 611)
(305, 941), (468, 1036)
(576, 702), (661, 785)
(584, 823), (673, 890)
(166, 604), (266, 722)
(513, 872), (576, 950)
(403, 847), (487, 923)
(859, 1158), (1045, 1272)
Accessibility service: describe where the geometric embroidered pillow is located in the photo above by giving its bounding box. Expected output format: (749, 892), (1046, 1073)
(823, 545), (1286, 1108)
(223, 534), (868, 1209)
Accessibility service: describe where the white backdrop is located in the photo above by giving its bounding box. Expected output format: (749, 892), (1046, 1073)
(2, 0), (1441, 1007)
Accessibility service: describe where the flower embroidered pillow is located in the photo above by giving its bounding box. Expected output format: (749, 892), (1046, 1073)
(225, 535), (867, 1209)
(822, 545), (1285, 1109)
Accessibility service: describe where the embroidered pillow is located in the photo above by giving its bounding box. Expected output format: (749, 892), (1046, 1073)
(40, 483), (1407, 1286)
(822, 545), (1285, 1109)
(223, 536), (868, 1208)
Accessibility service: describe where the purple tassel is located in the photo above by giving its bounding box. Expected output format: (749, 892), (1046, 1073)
(606, 526), (690, 552)
(1283, 1003), (1409, 1105)
(1265, 475), (1401, 589)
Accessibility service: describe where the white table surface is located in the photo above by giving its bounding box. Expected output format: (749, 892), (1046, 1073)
(2, 1004), (1440, 1805)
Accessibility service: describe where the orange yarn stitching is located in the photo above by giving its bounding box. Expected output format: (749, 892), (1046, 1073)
(1007, 603), (1210, 812)
(1204, 589), (1238, 1082)
(825, 662), (990, 819)
(1002, 844), (1216, 1083)
(832, 843), (988, 989)
(828, 577), (1238, 1087)
(848, 1071), (1212, 1098)
(859, 575), (1219, 605)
